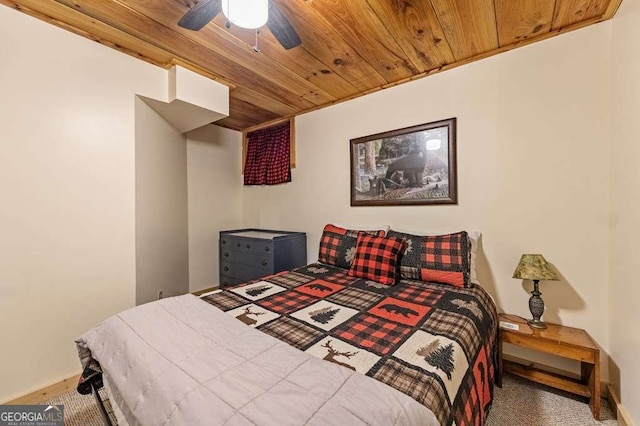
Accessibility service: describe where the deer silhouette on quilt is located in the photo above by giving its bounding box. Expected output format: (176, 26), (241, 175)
(321, 340), (359, 371)
(236, 306), (265, 326)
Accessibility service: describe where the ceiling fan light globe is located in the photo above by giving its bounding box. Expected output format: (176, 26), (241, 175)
(222, 0), (269, 29)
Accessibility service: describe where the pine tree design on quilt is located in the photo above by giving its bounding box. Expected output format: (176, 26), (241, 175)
(417, 340), (456, 380)
(246, 285), (272, 297)
(309, 306), (340, 324)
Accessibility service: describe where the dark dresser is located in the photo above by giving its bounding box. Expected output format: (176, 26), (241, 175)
(219, 229), (307, 288)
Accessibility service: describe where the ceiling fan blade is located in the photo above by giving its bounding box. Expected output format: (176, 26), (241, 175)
(267, 2), (302, 50)
(178, 0), (222, 31)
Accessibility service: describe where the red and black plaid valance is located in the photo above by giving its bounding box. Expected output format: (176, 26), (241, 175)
(244, 121), (291, 186)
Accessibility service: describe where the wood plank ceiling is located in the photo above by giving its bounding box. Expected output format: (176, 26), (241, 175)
(1, 0), (622, 131)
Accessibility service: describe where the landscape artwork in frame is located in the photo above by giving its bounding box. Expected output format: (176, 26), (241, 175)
(350, 118), (457, 206)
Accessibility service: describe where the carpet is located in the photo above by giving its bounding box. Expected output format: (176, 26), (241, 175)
(41, 373), (618, 425)
(488, 373), (617, 425)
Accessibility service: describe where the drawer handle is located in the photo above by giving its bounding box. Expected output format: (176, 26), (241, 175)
(223, 252), (229, 258)
(261, 260), (268, 267)
(265, 246), (270, 252)
(246, 244), (251, 249)
(222, 240), (226, 245)
(237, 243), (242, 247)
(224, 266), (229, 272)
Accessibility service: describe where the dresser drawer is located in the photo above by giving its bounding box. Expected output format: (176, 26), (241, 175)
(220, 261), (256, 281)
(244, 239), (274, 255)
(220, 275), (243, 288)
(232, 251), (272, 270)
(253, 255), (272, 271)
(220, 248), (239, 262)
(224, 237), (274, 255)
(223, 237), (246, 251)
(220, 236), (234, 249)
(220, 261), (272, 283)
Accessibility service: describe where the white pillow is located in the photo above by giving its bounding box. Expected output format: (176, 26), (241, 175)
(390, 228), (481, 285)
(467, 231), (481, 285)
(331, 223), (391, 235)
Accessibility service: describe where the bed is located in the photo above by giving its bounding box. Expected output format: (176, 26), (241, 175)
(76, 226), (497, 426)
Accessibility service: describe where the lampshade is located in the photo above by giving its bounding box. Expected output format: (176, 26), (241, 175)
(512, 254), (559, 281)
(222, 0), (269, 29)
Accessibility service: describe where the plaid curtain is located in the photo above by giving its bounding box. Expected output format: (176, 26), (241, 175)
(244, 121), (292, 185)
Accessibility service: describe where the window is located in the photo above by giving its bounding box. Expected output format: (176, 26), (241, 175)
(242, 118), (295, 185)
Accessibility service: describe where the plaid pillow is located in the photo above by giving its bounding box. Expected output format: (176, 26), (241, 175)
(387, 230), (471, 288)
(348, 234), (404, 285)
(318, 224), (385, 269)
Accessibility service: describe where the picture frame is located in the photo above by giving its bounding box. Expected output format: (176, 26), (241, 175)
(350, 118), (457, 206)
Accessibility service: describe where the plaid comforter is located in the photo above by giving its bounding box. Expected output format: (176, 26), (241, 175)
(202, 263), (497, 426)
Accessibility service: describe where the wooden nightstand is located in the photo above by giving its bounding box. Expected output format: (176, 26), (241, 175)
(497, 314), (600, 420)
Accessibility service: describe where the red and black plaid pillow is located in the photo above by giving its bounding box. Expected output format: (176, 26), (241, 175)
(318, 224), (385, 269)
(387, 230), (471, 288)
(347, 233), (404, 285)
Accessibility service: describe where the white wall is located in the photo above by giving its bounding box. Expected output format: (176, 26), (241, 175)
(187, 125), (243, 292)
(135, 98), (189, 305)
(243, 24), (613, 377)
(0, 6), (166, 401)
(611, 0), (640, 422)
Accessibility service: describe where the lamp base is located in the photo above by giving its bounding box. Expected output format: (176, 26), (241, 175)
(528, 279), (548, 330)
(527, 318), (547, 329)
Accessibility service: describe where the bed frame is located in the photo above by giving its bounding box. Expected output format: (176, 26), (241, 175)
(90, 378), (116, 426)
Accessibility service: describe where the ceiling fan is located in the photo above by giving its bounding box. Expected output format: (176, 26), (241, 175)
(178, 0), (302, 50)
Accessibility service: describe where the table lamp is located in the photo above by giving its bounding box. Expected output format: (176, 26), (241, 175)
(512, 254), (559, 329)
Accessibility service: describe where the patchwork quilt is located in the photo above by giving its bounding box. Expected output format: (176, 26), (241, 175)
(77, 295), (436, 426)
(202, 263), (498, 426)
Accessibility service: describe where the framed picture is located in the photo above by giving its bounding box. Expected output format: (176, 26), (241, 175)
(350, 118), (457, 206)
